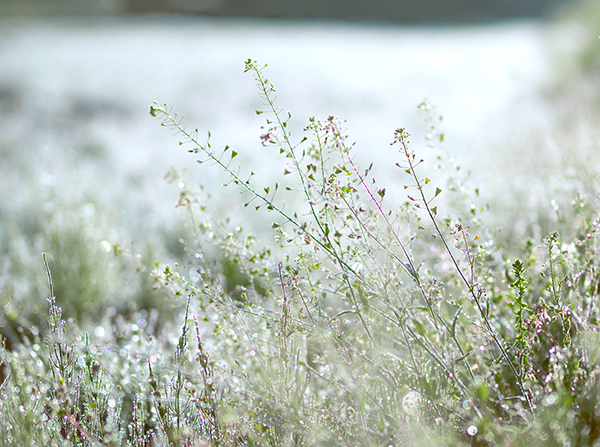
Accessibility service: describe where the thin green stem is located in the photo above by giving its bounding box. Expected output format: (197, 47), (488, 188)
(394, 129), (534, 415)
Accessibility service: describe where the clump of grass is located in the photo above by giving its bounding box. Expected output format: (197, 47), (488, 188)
(0, 58), (599, 446)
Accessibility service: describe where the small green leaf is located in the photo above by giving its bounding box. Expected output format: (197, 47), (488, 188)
(435, 187), (442, 197)
(231, 150), (238, 158)
(412, 319), (427, 337)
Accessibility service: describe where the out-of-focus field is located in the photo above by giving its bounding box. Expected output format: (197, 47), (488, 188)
(0, 17), (553, 220)
(0, 12), (598, 322)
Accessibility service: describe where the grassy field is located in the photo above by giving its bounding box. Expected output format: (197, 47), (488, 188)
(1, 4), (600, 445)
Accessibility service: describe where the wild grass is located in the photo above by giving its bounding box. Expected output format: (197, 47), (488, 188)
(1, 55), (600, 446)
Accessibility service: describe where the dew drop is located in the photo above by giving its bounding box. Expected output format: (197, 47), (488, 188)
(467, 425), (478, 436)
(402, 391), (421, 416)
(543, 393), (558, 407)
(81, 203), (95, 216)
(189, 265), (204, 282)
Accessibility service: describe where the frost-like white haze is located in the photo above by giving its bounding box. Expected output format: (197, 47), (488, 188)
(0, 16), (553, 242)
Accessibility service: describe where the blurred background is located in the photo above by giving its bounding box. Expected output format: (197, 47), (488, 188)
(0, 0), (576, 21)
(1, 0), (599, 336)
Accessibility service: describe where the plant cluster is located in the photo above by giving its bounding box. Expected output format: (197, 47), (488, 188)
(0, 59), (599, 446)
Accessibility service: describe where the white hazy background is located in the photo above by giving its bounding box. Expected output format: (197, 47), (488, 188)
(0, 17), (559, 245)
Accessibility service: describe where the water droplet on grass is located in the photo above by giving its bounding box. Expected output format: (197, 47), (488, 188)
(543, 393), (558, 406)
(402, 391), (421, 416)
(190, 265), (204, 282)
(467, 425), (478, 436)
(81, 203), (95, 216)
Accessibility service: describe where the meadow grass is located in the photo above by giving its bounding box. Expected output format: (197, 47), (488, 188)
(1, 52), (600, 446)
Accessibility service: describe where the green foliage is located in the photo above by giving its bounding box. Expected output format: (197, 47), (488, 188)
(1, 58), (600, 446)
